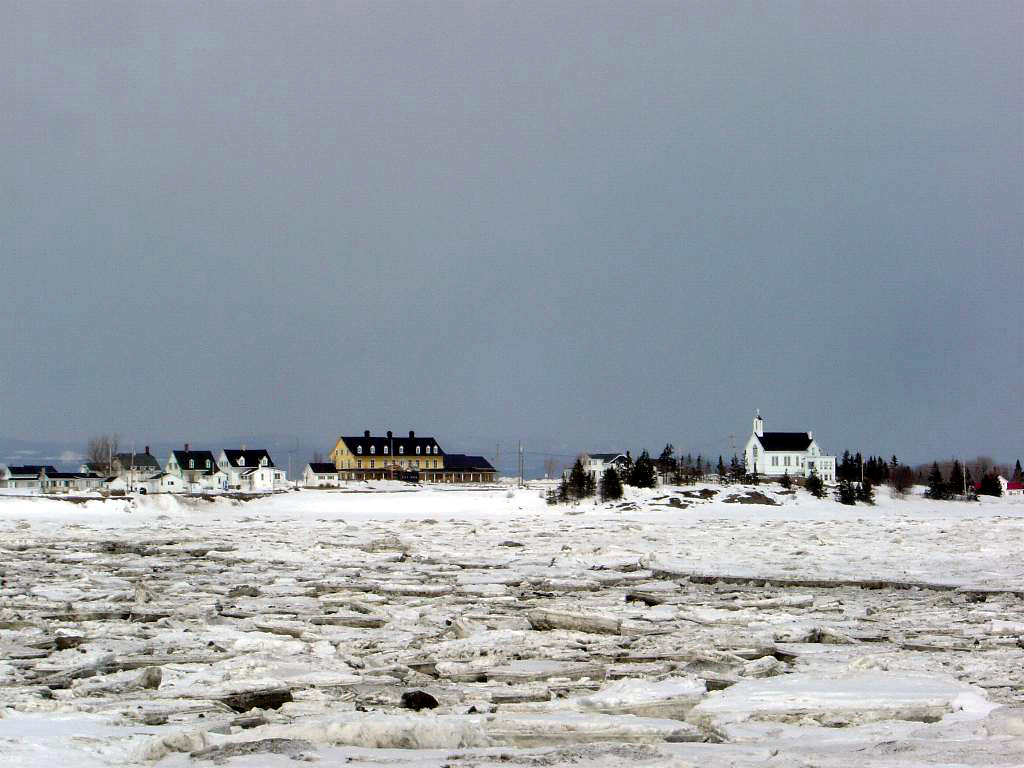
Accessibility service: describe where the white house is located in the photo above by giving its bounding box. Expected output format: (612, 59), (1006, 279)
(304, 462), (341, 488)
(165, 447), (228, 492)
(137, 473), (186, 494)
(565, 453), (630, 484)
(217, 449), (286, 492)
(0, 465), (53, 490)
(744, 411), (836, 482)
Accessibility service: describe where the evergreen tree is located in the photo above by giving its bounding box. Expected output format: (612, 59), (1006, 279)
(835, 477), (857, 505)
(567, 458), (595, 500)
(729, 454), (744, 482)
(839, 451), (854, 482)
(629, 450), (657, 488)
(657, 444), (677, 478)
(554, 477), (570, 503)
(717, 456), (727, 484)
(978, 472), (1003, 497)
(805, 469), (825, 498)
(949, 460), (965, 497)
(780, 470), (792, 489)
(1013, 460), (1023, 483)
(599, 466), (623, 501)
(856, 478), (875, 504)
(926, 462), (948, 500)
(750, 469), (760, 486)
(620, 451), (634, 482)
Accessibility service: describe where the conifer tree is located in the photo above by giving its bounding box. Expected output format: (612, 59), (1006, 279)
(729, 454), (744, 482)
(856, 478), (875, 504)
(600, 466), (623, 501)
(629, 450), (657, 488)
(568, 458), (593, 500)
(1013, 460), (1023, 483)
(926, 462), (948, 500)
(836, 477), (857, 505)
(780, 470), (792, 489)
(949, 460), (965, 497)
(805, 469), (825, 498)
(620, 451), (634, 482)
(978, 472), (1003, 497)
(717, 456), (727, 484)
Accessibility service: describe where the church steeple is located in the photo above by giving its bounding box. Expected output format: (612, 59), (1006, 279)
(753, 409), (764, 438)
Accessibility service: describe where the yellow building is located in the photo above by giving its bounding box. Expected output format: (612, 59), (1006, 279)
(330, 430), (444, 480)
(329, 430), (496, 483)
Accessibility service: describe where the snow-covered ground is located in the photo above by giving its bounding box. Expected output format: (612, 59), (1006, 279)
(1, 483), (1022, 766)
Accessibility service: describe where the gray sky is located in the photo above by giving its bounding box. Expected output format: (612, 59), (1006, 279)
(1, 1), (1021, 468)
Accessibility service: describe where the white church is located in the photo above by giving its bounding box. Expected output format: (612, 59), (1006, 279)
(743, 411), (836, 482)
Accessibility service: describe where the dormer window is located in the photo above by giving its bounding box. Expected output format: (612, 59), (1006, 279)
(416, 446), (421, 454)
(206, 460), (210, 468)
(384, 446), (388, 454)
(189, 459), (194, 469)
(399, 446), (404, 454)
(357, 446), (362, 454)
(239, 456), (245, 466)
(370, 445), (375, 454)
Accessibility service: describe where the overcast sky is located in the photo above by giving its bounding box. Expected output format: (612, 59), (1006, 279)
(1, 1), (1021, 467)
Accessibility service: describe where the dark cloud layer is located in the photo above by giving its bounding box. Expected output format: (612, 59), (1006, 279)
(1, 2), (1021, 465)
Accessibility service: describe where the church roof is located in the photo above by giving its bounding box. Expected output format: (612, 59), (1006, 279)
(756, 432), (813, 452)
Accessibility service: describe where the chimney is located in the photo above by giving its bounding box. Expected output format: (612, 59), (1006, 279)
(409, 430), (415, 438)
(144, 445), (150, 456)
(184, 443), (190, 452)
(387, 430), (393, 439)
(364, 430), (370, 438)
(808, 431), (813, 440)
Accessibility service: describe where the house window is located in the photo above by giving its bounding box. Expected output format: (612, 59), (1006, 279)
(771, 456), (778, 466)
(357, 460), (362, 468)
(784, 456), (791, 467)
(370, 459), (375, 468)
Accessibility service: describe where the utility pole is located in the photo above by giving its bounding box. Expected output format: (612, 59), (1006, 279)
(518, 441), (523, 488)
(495, 443), (500, 476)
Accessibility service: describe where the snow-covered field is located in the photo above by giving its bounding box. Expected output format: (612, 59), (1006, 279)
(1, 483), (1022, 767)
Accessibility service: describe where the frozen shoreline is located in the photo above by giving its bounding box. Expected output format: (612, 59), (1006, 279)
(1, 484), (1022, 766)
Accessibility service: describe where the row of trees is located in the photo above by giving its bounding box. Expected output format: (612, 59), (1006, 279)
(549, 450), (658, 504)
(549, 445), (1020, 505)
(925, 461), (1004, 500)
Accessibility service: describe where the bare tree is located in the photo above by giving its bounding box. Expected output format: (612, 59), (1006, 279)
(888, 465), (915, 498)
(311, 451), (325, 464)
(86, 434), (120, 475)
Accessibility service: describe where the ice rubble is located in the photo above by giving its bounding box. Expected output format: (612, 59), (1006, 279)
(0, 484), (1022, 767)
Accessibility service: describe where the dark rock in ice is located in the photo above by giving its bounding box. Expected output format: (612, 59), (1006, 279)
(401, 690), (439, 710)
